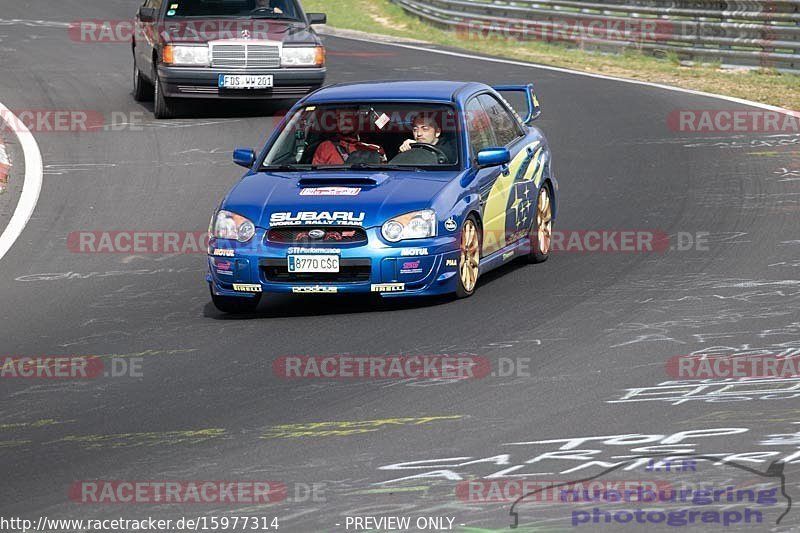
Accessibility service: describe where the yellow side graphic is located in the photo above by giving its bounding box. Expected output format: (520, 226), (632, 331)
(482, 143), (541, 255)
(533, 150), (546, 187)
(523, 148), (543, 183)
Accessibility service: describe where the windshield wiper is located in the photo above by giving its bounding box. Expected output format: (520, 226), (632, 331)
(306, 165), (376, 171)
(260, 164), (352, 171)
(347, 164), (420, 172)
(250, 14), (295, 19)
(262, 164), (421, 172)
(261, 164), (305, 171)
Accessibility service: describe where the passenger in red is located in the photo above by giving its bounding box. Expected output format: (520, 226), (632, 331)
(312, 108), (385, 165)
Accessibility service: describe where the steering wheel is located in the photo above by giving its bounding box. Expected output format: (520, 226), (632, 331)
(408, 143), (448, 164)
(250, 6), (278, 14)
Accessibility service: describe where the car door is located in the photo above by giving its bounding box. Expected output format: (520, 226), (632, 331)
(465, 96), (501, 255)
(471, 93), (529, 255)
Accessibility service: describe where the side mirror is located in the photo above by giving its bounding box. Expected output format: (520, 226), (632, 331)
(476, 147), (511, 167)
(138, 6), (157, 23)
(233, 148), (256, 168)
(307, 13), (327, 25)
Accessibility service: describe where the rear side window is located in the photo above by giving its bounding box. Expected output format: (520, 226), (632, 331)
(465, 97), (497, 157)
(478, 94), (523, 147)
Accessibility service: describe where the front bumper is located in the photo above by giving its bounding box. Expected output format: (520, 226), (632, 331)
(207, 228), (461, 298)
(158, 65), (325, 99)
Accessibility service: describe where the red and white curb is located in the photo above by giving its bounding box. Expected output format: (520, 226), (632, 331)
(0, 101), (43, 262)
(0, 135), (10, 191)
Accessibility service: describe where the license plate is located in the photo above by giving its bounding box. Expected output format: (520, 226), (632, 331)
(287, 255), (339, 273)
(218, 74), (273, 89)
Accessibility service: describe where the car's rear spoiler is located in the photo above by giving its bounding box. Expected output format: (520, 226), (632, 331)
(492, 84), (541, 124)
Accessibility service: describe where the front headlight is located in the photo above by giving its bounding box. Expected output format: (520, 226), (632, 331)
(381, 210), (437, 242)
(163, 45), (210, 66)
(281, 46), (325, 67)
(213, 210), (256, 242)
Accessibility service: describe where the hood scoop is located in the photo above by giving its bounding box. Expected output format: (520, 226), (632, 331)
(298, 176), (379, 187)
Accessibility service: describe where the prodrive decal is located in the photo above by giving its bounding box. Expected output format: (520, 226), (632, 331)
(292, 286), (338, 293)
(270, 211), (366, 226)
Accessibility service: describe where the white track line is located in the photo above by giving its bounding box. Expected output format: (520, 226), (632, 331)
(324, 31), (798, 116)
(0, 103), (44, 262)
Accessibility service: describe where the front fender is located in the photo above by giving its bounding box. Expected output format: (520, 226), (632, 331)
(431, 169), (481, 239)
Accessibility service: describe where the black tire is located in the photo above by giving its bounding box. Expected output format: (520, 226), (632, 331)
(210, 286), (261, 314)
(153, 73), (177, 119)
(455, 215), (481, 299)
(527, 185), (552, 264)
(132, 56), (153, 102)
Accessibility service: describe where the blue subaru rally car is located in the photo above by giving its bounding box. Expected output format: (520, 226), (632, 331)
(207, 80), (557, 312)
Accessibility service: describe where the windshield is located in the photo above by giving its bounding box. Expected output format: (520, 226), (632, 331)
(262, 103), (462, 170)
(166, 0), (302, 20)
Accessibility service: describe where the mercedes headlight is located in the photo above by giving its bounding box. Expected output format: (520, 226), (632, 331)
(381, 210), (436, 242)
(163, 44), (210, 66)
(281, 46), (325, 67)
(213, 210), (256, 242)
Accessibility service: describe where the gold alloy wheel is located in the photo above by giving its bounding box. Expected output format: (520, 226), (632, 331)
(536, 187), (552, 254)
(459, 219), (480, 293)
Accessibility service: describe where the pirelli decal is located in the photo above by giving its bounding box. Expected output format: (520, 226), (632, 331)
(233, 284), (262, 293)
(371, 283), (405, 293)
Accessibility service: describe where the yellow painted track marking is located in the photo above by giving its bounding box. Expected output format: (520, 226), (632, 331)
(261, 415), (463, 439)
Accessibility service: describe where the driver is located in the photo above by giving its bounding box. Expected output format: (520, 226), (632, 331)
(398, 114), (456, 163)
(312, 108), (386, 165)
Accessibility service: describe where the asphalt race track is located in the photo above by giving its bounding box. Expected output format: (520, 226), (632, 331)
(1, 1), (799, 532)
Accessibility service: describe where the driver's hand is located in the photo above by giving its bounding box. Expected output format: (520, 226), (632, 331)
(274, 7), (283, 13)
(399, 139), (415, 152)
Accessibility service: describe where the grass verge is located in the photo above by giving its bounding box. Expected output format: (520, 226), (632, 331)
(303, 0), (799, 110)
